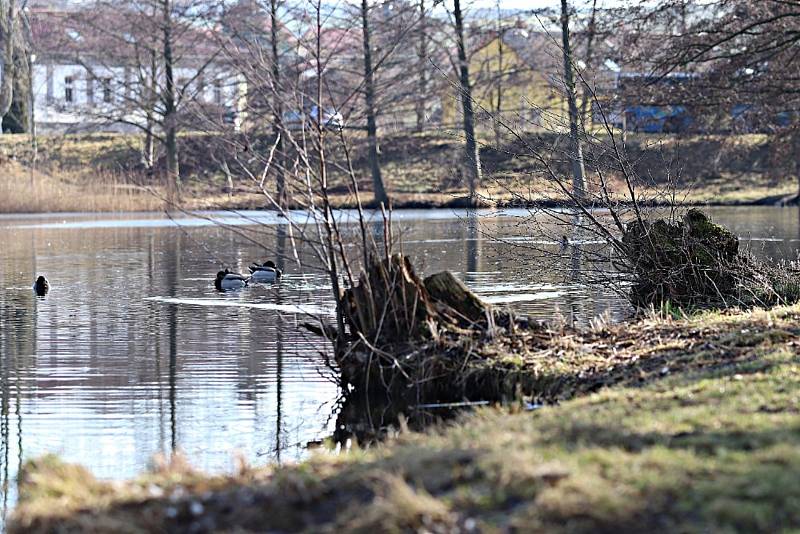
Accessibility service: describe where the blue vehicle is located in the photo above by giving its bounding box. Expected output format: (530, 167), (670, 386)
(625, 105), (693, 133)
(731, 104), (794, 133)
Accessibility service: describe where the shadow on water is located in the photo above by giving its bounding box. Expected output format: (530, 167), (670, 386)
(331, 394), (450, 446)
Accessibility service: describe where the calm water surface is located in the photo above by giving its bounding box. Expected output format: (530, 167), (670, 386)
(0, 206), (798, 518)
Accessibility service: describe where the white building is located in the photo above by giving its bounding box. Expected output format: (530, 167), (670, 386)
(31, 7), (246, 133)
(32, 62), (246, 133)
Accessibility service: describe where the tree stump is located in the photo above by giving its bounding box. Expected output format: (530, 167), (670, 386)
(343, 253), (439, 346)
(622, 208), (742, 307)
(424, 271), (490, 327)
(342, 254), (491, 347)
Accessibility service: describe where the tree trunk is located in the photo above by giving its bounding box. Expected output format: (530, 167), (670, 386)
(342, 254), (491, 348)
(0, 0), (17, 133)
(27, 45), (35, 186)
(453, 0), (482, 201)
(560, 0), (586, 201)
(315, 3), (346, 354)
(143, 126), (155, 170)
(165, 122), (179, 202)
(343, 254), (439, 346)
(795, 132), (800, 200)
(415, 0), (427, 132)
(424, 271), (488, 325)
(3, 44), (28, 134)
(494, 0), (503, 146)
(143, 51), (157, 171)
(360, 0), (388, 205)
(162, 0), (180, 203)
(578, 0), (598, 130)
(270, 0), (287, 209)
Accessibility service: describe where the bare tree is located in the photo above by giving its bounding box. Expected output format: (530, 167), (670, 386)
(0, 0), (21, 132)
(359, 0), (388, 205)
(622, 0), (800, 198)
(270, 0), (287, 209)
(578, 0), (598, 128)
(161, 0), (179, 201)
(415, 0), (428, 131)
(492, 0), (504, 145)
(560, 0), (586, 200)
(452, 0), (482, 201)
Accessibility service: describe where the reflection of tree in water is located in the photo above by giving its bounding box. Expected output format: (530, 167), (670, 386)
(152, 232), (181, 454)
(464, 212), (480, 279)
(274, 226), (286, 462)
(331, 393), (447, 447)
(0, 345), (21, 524)
(564, 215), (584, 327)
(0, 231), (37, 521)
(148, 234), (167, 453)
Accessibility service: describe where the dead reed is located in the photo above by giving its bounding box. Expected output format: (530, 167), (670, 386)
(0, 162), (161, 213)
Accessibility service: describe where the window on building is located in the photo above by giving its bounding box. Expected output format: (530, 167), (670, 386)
(196, 74), (205, 99)
(86, 76), (94, 104)
(102, 78), (113, 103)
(45, 66), (54, 104)
(64, 76), (74, 103)
(176, 78), (190, 103)
(213, 78), (222, 105)
(122, 67), (130, 99)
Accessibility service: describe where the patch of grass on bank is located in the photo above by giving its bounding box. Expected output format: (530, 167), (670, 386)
(0, 131), (795, 212)
(0, 162), (161, 213)
(11, 304), (800, 533)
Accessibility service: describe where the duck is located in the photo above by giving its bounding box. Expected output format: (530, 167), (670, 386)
(215, 269), (248, 291)
(248, 260), (282, 283)
(33, 275), (49, 296)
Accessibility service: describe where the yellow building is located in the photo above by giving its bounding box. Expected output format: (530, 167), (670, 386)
(442, 29), (570, 134)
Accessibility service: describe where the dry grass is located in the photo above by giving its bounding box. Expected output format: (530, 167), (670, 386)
(11, 303), (800, 533)
(0, 131), (793, 213)
(0, 162), (162, 213)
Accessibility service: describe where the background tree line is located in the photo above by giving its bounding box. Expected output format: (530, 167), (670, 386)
(7, 0), (800, 203)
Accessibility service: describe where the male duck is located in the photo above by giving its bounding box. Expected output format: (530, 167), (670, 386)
(248, 260), (282, 283)
(33, 275), (49, 296)
(215, 269), (248, 291)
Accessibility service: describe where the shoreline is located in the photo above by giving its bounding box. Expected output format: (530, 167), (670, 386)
(1, 192), (797, 216)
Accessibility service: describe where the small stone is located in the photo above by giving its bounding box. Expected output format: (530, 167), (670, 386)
(189, 501), (204, 516)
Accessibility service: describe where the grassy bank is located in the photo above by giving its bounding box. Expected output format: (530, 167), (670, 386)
(11, 303), (800, 532)
(0, 131), (796, 213)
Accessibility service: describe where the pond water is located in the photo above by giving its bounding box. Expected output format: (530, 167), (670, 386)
(0, 206), (798, 520)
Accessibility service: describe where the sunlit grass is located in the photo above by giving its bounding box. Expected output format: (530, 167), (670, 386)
(0, 162), (161, 213)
